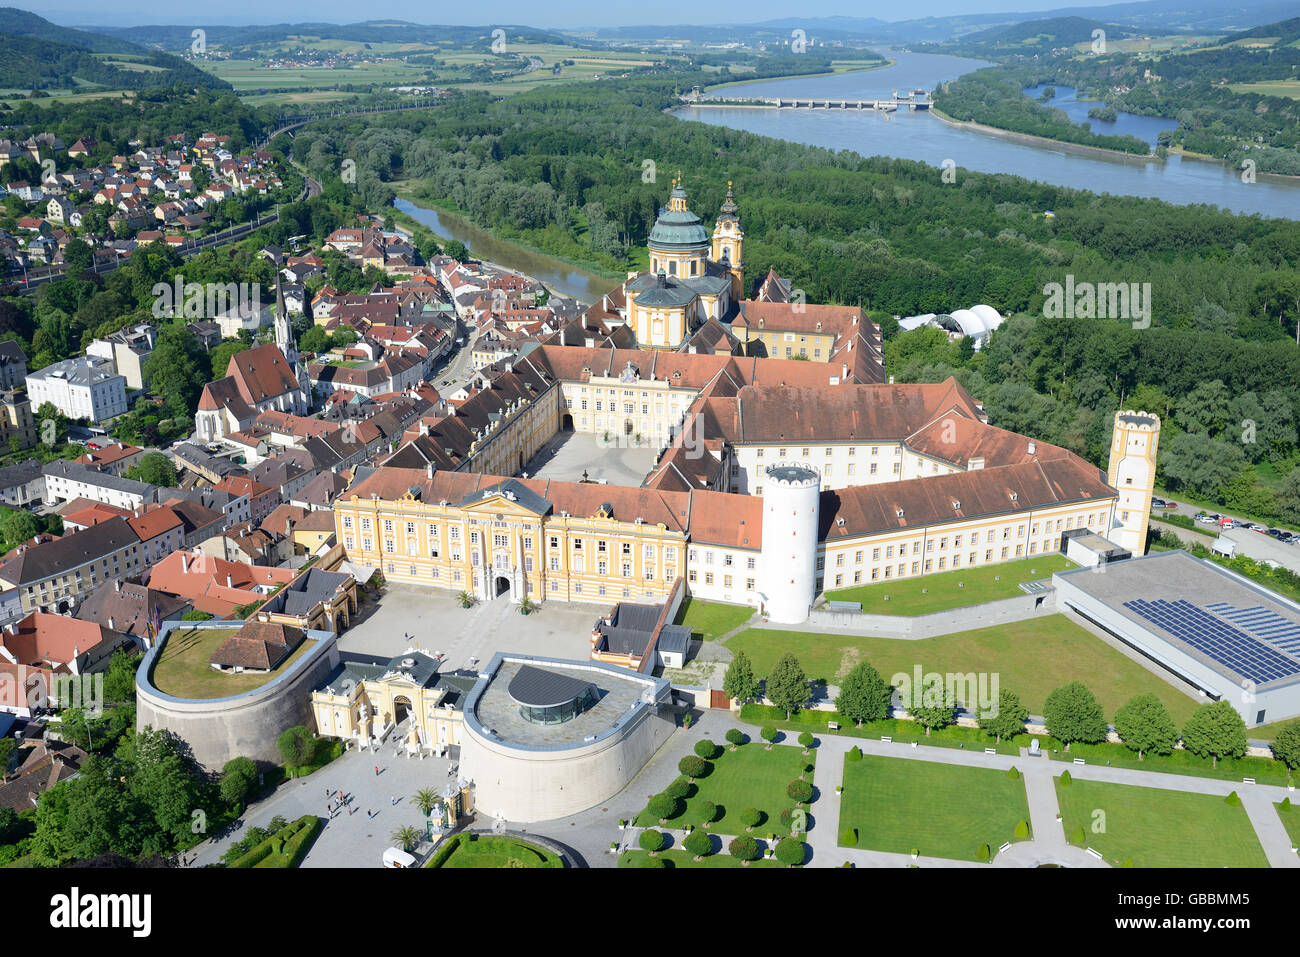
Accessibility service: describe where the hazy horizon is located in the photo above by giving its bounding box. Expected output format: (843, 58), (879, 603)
(27, 0), (1152, 30)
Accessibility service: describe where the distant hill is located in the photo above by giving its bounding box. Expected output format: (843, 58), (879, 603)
(1221, 16), (1300, 46)
(0, 5), (136, 52)
(0, 8), (230, 91)
(958, 16), (1135, 53)
(85, 20), (575, 52)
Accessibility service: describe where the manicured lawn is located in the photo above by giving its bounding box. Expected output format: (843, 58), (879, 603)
(1274, 802), (1300, 849)
(148, 627), (315, 699)
(727, 615), (1199, 723)
(1055, 778), (1269, 868)
(427, 833), (563, 868)
(675, 598), (754, 641)
(839, 754), (1031, 861)
(1047, 740), (1291, 787)
(825, 555), (1075, 614)
(634, 743), (814, 835)
(619, 848), (781, 868)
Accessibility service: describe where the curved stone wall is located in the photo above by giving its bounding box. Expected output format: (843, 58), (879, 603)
(135, 624), (340, 771)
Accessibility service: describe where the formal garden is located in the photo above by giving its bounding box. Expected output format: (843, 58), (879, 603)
(623, 732), (816, 867)
(224, 814), (322, 868)
(824, 554), (1075, 614)
(426, 833), (564, 868)
(838, 752), (1032, 862)
(1054, 776), (1269, 868)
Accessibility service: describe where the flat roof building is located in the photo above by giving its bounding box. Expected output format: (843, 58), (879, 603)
(460, 653), (674, 822)
(1054, 550), (1300, 727)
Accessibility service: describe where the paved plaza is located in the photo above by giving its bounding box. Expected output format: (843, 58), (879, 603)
(188, 743), (460, 869)
(339, 583), (605, 670)
(524, 430), (658, 486)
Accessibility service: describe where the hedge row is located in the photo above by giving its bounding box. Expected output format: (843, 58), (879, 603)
(230, 815), (322, 869)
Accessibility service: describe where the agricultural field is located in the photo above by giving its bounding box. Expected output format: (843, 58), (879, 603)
(1228, 80), (1300, 101)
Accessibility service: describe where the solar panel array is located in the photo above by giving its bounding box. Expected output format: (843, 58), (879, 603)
(1122, 598), (1300, 684)
(1205, 602), (1300, 656)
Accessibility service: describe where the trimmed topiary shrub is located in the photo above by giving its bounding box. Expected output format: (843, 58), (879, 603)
(1013, 819), (1029, 839)
(976, 842), (991, 862)
(638, 829), (665, 855)
(683, 830), (712, 859)
(665, 778), (691, 800)
(1007, 766), (1020, 780)
(847, 745), (862, 762)
(647, 793), (683, 822)
(775, 836), (806, 867)
(761, 726), (778, 748)
(678, 755), (708, 780)
(787, 779), (813, 804)
(842, 827), (858, 847)
(1060, 770), (1072, 786)
(1071, 825), (1086, 846)
(1226, 791), (1241, 806)
(694, 739), (719, 760)
(698, 800), (718, 826)
(798, 731), (815, 751)
(739, 807), (763, 830)
(1282, 797), (1293, 812)
(728, 835), (759, 862)
(725, 728), (745, 748)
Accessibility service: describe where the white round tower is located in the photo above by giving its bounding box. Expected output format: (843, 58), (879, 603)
(760, 464), (821, 624)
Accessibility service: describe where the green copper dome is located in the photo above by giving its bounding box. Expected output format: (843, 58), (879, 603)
(648, 182), (709, 250)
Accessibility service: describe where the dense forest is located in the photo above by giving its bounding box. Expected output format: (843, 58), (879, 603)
(931, 67), (1153, 154)
(0, 8), (231, 93)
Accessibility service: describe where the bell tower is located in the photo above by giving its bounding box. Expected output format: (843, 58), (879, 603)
(711, 182), (744, 300)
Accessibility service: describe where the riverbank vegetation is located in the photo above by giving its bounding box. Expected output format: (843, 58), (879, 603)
(933, 15), (1300, 176)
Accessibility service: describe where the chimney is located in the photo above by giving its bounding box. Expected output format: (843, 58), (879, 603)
(114, 579), (121, 592)
(108, 617), (115, 631)
(841, 363), (848, 379)
(1027, 441), (1037, 456)
(226, 575), (233, 588)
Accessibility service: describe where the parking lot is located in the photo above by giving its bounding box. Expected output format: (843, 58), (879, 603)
(1152, 500), (1300, 573)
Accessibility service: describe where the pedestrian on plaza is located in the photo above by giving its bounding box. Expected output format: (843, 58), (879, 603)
(390, 794), (396, 806)
(374, 765), (379, 776)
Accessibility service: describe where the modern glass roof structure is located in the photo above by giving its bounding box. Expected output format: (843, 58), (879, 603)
(507, 664), (600, 725)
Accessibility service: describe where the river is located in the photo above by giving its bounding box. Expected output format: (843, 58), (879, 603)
(393, 197), (615, 303)
(674, 51), (1300, 219)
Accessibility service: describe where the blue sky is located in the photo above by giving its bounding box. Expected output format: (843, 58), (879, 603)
(39, 1), (1137, 29)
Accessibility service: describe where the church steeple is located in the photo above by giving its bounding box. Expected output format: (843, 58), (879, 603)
(712, 180), (744, 300)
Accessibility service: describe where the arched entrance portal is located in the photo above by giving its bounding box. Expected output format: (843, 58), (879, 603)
(624, 418), (633, 435)
(393, 696), (412, 724)
(495, 576), (511, 598)
(561, 413), (574, 431)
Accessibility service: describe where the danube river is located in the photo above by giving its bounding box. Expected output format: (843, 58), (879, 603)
(394, 197), (614, 302)
(674, 51), (1300, 219)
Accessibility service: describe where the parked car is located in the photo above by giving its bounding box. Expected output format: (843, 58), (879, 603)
(1196, 513), (1220, 525)
(1267, 528), (1284, 538)
(1151, 497), (1166, 508)
(1219, 517), (1236, 528)
(1157, 500), (1177, 509)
